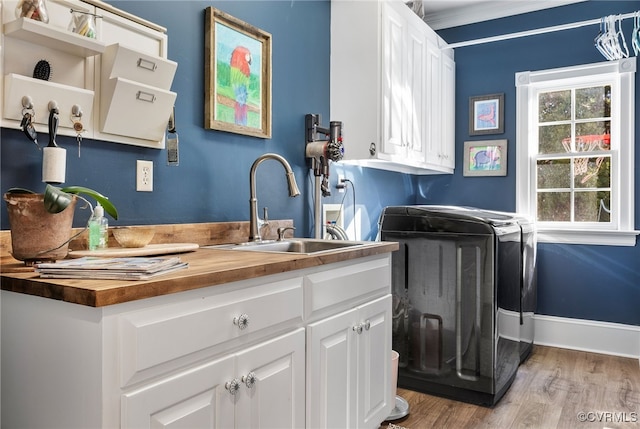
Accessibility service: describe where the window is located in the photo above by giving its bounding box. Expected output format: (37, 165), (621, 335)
(515, 58), (637, 246)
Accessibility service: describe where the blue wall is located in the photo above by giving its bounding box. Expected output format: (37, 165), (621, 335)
(427, 1), (640, 326)
(0, 1), (415, 240)
(2, 1), (638, 326)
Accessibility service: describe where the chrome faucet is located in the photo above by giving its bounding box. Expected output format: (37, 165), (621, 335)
(249, 153), (300, 242)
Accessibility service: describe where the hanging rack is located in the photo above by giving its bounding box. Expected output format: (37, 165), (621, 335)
(445, 10), (639, 49)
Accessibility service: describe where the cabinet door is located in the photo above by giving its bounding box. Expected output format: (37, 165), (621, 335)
(121, 355), (235, 429)
(235, 328), (305, 429)
(440, 51), (456, 169)
(425, 37), (443, 166)
(405, 20), (427, 165)
(357, 295), (393, 429)
(381, 1), (406, 159)
(306, 308), (359, 429)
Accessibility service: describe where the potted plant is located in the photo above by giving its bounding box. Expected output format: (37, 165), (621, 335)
(3, 185), (118, 264)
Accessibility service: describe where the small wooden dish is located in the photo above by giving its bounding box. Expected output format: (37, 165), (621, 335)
(112, 226), (155, 248)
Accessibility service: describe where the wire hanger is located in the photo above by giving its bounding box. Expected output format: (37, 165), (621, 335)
(632, 11), (640, 56)
(595, 15), (630, 60)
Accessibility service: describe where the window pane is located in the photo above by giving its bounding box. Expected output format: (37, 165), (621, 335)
(539, 124), (571, 154)
(575, 85), (611, 119)
(575, 122), (610, 152)
(539, 90), (571, 122)
(537, 192), (571, 221)
(574, 156), (610, 188)
(537, 159), (570, 189)
(575, 191), (611, 222)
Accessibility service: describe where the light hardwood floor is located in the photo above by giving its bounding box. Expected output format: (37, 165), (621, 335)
(382, 345), (640, 429)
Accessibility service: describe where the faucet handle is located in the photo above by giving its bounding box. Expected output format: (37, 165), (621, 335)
(277, 226), (295, 241)
(260, 207), (269, 226)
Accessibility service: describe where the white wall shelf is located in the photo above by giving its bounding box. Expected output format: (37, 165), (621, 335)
(4, 17), (106, 57)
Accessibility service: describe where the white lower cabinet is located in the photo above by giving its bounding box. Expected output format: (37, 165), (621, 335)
(307, 295), (392, 429)
(122, 328), (305, 429)
(1, 254), (392, 428)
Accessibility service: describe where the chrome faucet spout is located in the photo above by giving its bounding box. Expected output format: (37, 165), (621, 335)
(249, 153), (300, 242)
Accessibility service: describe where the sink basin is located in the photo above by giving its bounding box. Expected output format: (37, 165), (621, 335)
(203, 239), (365, 254)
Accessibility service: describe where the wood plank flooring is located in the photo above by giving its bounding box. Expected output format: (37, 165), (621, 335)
(381, 346), (640, 429)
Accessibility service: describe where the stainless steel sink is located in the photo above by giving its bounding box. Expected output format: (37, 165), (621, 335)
(203, 239), (365, 254)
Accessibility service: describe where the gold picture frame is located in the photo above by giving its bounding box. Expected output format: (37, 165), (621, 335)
(204, 7), (272, 138)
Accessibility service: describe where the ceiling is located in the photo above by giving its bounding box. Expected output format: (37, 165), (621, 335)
(417, 0), (588, 30)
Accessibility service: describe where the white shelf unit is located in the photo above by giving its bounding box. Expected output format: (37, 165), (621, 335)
(1, 0), (177, 149)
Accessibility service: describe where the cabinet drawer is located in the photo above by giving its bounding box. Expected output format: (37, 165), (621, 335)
(102, 43), (177, 89)
(100, 77), (176, 141)
(119, 277), (303, 387)
(305, 255), (391, 320)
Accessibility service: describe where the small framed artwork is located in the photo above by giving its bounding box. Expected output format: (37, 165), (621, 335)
(463, 140), (508, 177)
(204, 7), (272, 138)
(469, 93), (504, 135)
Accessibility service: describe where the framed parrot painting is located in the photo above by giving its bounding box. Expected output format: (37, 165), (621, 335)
(205, 7), (272, 138)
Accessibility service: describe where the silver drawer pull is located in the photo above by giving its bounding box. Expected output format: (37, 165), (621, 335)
(136, 91), (156, 103)
(242, 372), (257, 389)
(363, 320), (371, 331)
(225, 379), (240, 395)
(233, 313), (250, 330)
(353, 324), (363, 334)
(137, 58), (158, 71)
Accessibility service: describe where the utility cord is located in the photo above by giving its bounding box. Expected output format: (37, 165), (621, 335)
(335, 178), (356, 239)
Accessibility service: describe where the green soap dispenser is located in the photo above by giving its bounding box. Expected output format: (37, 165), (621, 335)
(88, 203), (108, 250)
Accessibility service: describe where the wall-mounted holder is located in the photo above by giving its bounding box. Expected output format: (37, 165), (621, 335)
(5, 73), (94, 135)
(42, 100), (66, 184)
(20, 95), (39, 148)
(305, 113), (344, 238)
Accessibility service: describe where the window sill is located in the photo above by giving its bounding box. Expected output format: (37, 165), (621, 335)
(537, 229), (639, 246)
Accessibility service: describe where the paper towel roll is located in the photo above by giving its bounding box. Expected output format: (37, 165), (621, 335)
(42, 146), (66, 184)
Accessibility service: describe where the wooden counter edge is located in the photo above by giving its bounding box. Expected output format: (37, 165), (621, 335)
(1, 239), (399, 307)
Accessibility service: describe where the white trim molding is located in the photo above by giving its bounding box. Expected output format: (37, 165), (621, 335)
(533, 314), (640, 361)
(515, 58), (637, 246)
(423, 0), (587, 30)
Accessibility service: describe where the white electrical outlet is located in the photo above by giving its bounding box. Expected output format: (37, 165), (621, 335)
(136, 160), (153, 192)
(337, 174), (345, 193)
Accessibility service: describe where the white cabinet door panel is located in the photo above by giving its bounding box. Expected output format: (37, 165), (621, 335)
(382, 1), (406, 159)
(357, 295), (393, 428)
(236, 328), (305, 429)
(121, 355), (235, 429)
(306, 309), (359, 429)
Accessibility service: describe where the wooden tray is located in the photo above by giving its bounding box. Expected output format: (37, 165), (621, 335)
(68, 243), (199, 258)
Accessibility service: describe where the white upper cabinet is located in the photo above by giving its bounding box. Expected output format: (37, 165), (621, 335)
(331, 0), (456, 175)
(1, 0), (177, 149)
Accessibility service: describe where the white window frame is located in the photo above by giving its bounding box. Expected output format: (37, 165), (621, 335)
(515, 58), (637, 246)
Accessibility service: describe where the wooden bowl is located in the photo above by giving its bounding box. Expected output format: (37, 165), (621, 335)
(112, 226), (155, 248)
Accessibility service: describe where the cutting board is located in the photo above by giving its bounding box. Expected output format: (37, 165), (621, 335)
(69, 243), (199, 258)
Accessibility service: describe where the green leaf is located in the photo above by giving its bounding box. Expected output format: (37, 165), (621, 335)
(60, 186), (119, 220)
(43, 185), (74, 214)
(5, 188), (36, 194)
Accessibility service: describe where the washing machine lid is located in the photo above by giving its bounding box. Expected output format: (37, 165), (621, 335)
(409, 205), (519, 226)
(379, 205), (518, 234)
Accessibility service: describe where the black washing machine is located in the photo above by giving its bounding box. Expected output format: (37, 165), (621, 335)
(378, 205), (536, 406)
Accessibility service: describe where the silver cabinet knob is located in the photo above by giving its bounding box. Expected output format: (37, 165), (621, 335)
(233, 314), (250, 330)
(242, 372), (257, 389)
(225, 378), (240, 395)
(353, 324), (363, 334)
(363, 320), (371, 331)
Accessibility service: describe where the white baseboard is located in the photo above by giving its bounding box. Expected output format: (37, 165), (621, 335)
(533, 314), (640, 362)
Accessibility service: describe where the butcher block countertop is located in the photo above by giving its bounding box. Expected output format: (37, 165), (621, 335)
(0, 221), (398, 307)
